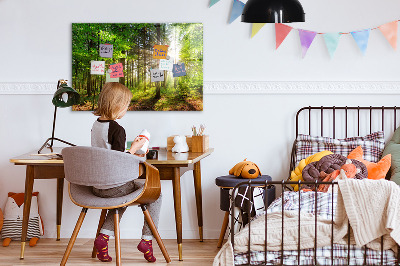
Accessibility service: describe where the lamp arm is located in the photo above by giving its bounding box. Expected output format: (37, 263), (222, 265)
(50, 105), (58, 148)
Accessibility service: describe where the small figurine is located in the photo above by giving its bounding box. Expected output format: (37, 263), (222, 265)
(172, 135), (189, 153)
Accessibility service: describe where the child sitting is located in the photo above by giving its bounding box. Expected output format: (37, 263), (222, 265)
(91, 82), (161, 263)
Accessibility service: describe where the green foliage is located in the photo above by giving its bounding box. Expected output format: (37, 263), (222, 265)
(72, 23), (203, 111)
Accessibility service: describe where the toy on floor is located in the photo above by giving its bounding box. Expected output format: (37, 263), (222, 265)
(1, 192), (44, 247)
(229, 159), (261, 179)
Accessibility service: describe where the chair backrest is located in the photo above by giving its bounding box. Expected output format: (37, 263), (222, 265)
(62, 146), (145, 188)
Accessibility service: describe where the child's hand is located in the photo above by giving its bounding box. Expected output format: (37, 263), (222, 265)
(134, 148), (149, 157)
(128, 137), (147, 155)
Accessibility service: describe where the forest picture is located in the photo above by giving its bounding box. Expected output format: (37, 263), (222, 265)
(72, 23), (203, 111)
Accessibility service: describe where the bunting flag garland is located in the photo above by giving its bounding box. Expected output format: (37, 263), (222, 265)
(209, 4), (400, 57)
(323, 33), (341, 58)
(351, 29), (370, 55)
(209, 0), (220, 7)
(298, 29), (317, 58)
(378, 21), (398, 50)
(275, 23), (293, 49)
(229, 0), (245, 24)
(251, 23), (266, 38)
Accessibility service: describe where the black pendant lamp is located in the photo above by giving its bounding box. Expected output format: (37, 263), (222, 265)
(242, 0), (305, 23)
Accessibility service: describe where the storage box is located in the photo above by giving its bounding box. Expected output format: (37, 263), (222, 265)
(191, 135), (209, 153)
(167, 135), (192, 151)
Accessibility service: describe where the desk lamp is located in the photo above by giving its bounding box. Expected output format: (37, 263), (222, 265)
(38, 79), (80, 154)
(241, 0), (305, 23)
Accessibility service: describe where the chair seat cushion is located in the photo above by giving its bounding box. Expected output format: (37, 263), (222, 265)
(69, 180), (145, 208)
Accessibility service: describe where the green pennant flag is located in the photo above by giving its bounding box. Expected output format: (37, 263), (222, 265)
(209, 0), (220, 7)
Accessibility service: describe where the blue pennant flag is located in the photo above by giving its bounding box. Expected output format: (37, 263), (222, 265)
(229, 0), (245, 23)
(209, 0), (220, 7)
(323, 33), (341, 58)
(351, 29), (371, 55)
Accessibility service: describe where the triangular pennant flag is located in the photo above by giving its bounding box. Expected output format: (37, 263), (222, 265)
(251, 23), (266, 38)
(209, 0), (220, 7)
(378, 21), (397, 50)
(275, 23), (293, 49)
(351, 29), (370, 55)
(323, 33), (341, 58)
(298, 29), (317, 58)
(229, 0), (245, 24)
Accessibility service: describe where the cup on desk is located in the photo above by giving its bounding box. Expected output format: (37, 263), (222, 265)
(146, 150), (158, 160)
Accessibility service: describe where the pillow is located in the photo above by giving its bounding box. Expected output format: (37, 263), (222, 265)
(348, 146), (391, 180)
(295, 131), (385, 166)
(289, 150), (333, 191)
(382, 126), (400, 184)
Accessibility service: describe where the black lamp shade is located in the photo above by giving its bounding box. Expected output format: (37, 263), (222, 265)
(52, 84), (80, 108)
(241, 0), (305, 23)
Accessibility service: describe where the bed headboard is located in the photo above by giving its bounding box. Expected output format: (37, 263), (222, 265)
(290, 106), (400, 179)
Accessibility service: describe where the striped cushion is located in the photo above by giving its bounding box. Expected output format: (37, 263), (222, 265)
(1, 217), (41, 240)
(295, 131), (385, 167)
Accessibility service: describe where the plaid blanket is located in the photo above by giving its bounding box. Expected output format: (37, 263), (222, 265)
(234, 191), (397, 265)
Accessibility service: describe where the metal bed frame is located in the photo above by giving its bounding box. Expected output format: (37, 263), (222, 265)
(230, 106), (400, 266)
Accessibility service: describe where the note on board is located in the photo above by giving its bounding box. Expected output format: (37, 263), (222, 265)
(153, 45), (168, 59)
(159, 58), (174, 71)
(106, 72), (119, 82)
(90, 61), (105, 75)
(109, 63), (124, 78)
(99, 44), (113, 58)
(172, 63), (186, 77)
(151, 69), (165, 82)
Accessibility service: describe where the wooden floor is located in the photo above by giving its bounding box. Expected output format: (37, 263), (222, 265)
(0, 239), (221, 265)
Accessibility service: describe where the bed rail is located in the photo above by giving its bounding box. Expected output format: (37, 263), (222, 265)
(230, 180), (400, 266)
(289, 106), (400, 182)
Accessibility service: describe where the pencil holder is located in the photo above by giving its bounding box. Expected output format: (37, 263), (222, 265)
(191, 135), (209, 153)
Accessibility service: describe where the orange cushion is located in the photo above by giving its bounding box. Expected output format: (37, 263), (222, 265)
(347, 146), (391, 180)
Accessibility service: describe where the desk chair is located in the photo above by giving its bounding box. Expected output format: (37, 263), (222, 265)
(60, 146), (171, 265)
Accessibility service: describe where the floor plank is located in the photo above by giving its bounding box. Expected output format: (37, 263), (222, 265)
(0, 239), (221, 265)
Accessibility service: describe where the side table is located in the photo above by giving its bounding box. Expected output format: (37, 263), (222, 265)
(215, 175), (275, 248)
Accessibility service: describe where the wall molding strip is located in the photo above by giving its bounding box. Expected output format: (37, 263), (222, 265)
(0, 81), (399, 95)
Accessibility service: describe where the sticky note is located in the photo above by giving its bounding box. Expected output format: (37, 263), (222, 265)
(151, 69), (165, 82)
(172, 63), (186, 77)
(159, 58), (173, 71)
(106, 72), (119, 82)
(90, 61), (105, 75)
(153, 45), (168, 59)
(109, 63), (124, 78)
(99, 44), (113, 58)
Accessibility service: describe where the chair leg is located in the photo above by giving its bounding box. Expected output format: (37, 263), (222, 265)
(91, 209), (108, 258)
(114, 209), (121, 266)
(217, 211), (230, 248)
(141, 205), (171, 263)
(60, 208), (88, 266)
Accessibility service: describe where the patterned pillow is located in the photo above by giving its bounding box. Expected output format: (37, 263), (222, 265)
(294, 131), (385, 166)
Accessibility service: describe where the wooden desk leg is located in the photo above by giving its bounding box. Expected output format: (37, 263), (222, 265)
(193, 161), (203, 242)
(172, 167), (183, 261)
(20, 165), (35, 259)
(217, 211), (230, 248)
(56, 178), (64, 241)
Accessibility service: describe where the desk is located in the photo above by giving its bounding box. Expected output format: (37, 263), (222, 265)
(10, 147), (213, 261)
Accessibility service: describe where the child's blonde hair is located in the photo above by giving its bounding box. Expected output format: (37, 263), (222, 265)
(93, 82), (132, 120)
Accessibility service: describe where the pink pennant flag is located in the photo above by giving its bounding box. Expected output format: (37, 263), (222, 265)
(298, 29), (317, 58)
(378, 21), (398, 50)
(275, 23), (293, 49)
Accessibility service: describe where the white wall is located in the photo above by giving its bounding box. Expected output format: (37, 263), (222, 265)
(1, 0), (400, 240)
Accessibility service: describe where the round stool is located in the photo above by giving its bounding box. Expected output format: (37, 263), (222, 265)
(215, 175), (275, 248)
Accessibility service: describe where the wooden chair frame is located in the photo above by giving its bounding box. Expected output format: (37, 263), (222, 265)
(60, 162), (171, 265)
